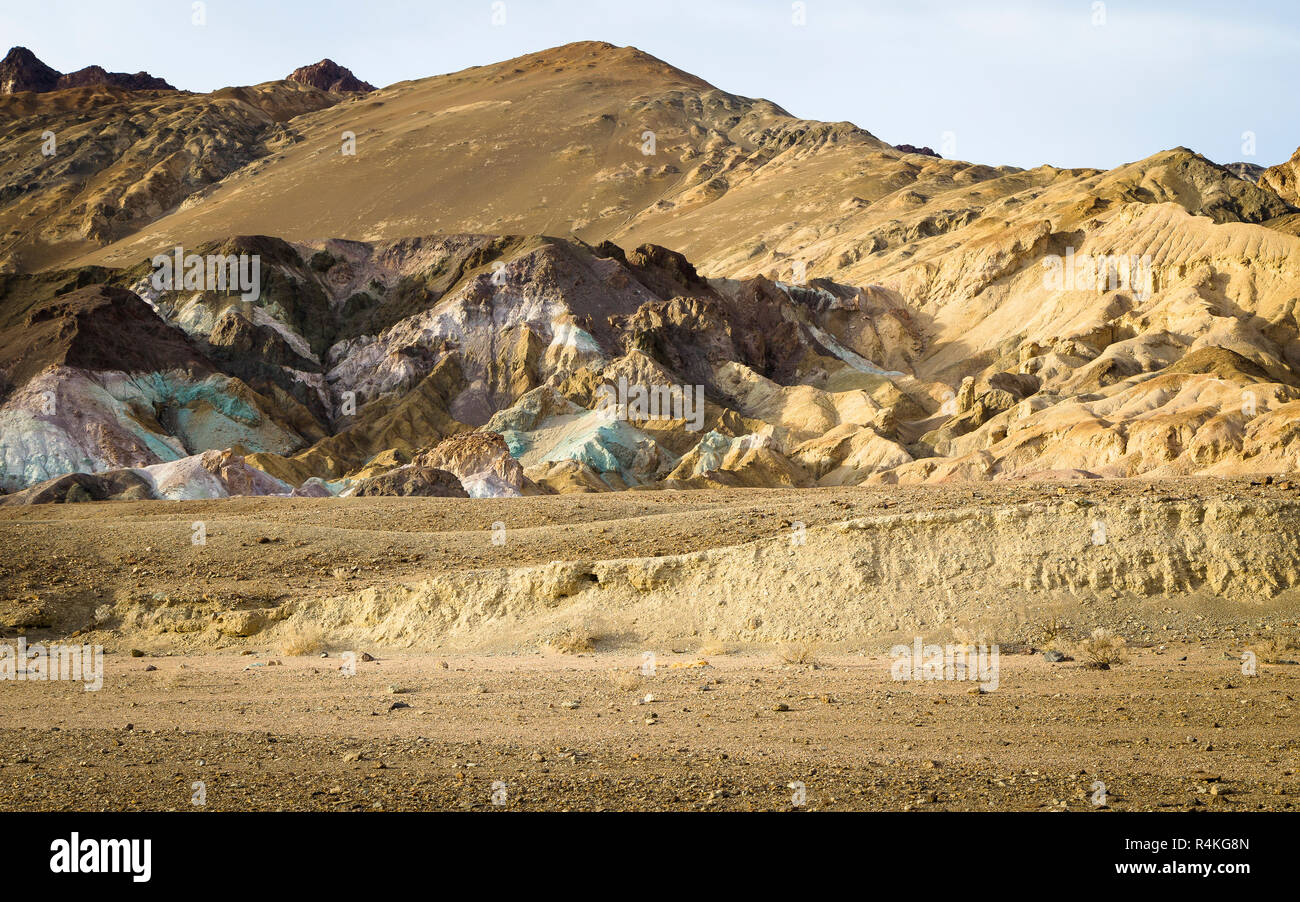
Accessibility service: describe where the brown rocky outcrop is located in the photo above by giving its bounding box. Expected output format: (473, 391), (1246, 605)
(57, 65), (174, 92)
(1260, 146), (1300, 206)
(287, 59), (375, 93)
(894, 144), (940, 158)
(0, 47), (175, 94)
(351, 464), (468, 497)
(0, 47), (59, 93)
(412, 432), (525, 496)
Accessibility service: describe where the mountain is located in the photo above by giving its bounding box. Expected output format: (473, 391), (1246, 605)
(26, 41), (1294, 288)
(0, 46), (175, 95)
(0, 47), (59, 94)
(287, 59), (375, 93)
(0, 78), (350, 269)
(2, 40), (1300, 500)
(14, 41), (899, 273)
(1225, 161), (1265, 183)
(1261, 147), (1300, 206)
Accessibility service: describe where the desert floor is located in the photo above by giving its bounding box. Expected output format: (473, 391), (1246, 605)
(1, 478), (1298, 811)
(0, 646), (1296, 811)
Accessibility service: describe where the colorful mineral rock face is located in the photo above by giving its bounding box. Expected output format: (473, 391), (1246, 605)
(2, 40), (1299, 504)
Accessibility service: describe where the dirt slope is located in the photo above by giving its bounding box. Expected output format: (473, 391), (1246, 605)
(3, 478), (1297, 654)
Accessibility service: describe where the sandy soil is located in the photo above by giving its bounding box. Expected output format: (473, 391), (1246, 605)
(0, 645), (1296, 811)
(2, 476), (1297, 644)
(2, 478), (1298, 811)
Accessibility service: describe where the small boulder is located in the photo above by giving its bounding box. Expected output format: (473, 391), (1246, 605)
(352, 464), (469, 498)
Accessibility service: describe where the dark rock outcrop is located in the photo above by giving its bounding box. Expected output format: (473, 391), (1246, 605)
(0, 470), (154, 505)
(287, 59), (375, 93)
(895, 144), (941, 158)
(352, 464), (468, 497)
(0, 47), (59, 93)
(57, 65), (175, 92)
(2, 283), (212, 392)
(0, 46), (175, 94)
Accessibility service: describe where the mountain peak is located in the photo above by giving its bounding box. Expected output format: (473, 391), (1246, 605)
(480, 41), (715, 92)
(0, 45), (175, 94)
(0, 46), (60, 93)
(287, 59), (376, 93)
(3, 46), (42, 64)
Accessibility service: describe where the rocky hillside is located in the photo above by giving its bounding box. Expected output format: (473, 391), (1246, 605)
(0, 233), (922, 498)
(1261, 147), (1300, 206)
(43, 42), (1292, 289)
(1, 41), (1299, 500)
(0, 78), (353, 270)
(3, 217), (1300, 501)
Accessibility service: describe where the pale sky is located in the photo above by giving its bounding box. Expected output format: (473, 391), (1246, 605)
(3, 0), (1298, 169)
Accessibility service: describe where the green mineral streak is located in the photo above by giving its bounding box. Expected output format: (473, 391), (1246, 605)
(125, 373), (262, 426)
(537, 416), (646, 474)
(498, 428), (530, 459)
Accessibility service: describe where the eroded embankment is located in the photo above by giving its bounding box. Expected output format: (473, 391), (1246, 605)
(251, 496), (1300, 650)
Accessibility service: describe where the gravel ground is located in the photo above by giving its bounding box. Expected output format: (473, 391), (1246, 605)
(0, 644), (1296, 811)
(2, 477), (1298, 811)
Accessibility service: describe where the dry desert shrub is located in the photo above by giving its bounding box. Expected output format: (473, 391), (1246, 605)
(1032, 615), (1069, 649)
(1076, 628), (1128, 669)
(278, 623), (325, 656)
(1248, 635), (1298, 664)
(776, 639), (821, 666)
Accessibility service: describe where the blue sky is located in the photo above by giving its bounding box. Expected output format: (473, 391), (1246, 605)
(4, 0), (1298, 169)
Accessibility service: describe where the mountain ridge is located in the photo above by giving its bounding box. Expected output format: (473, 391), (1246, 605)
(3, 41), (1300, 499)
(0, 46), (176, 94)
